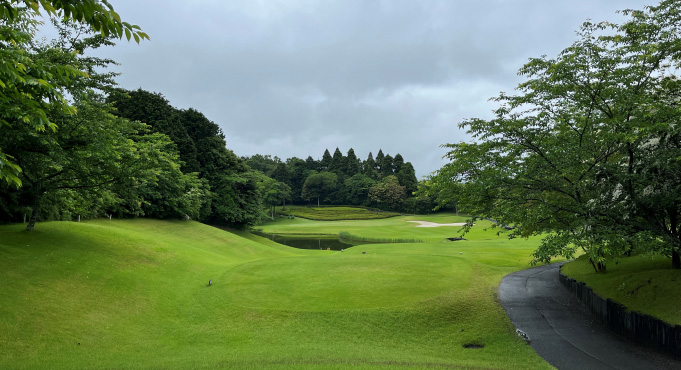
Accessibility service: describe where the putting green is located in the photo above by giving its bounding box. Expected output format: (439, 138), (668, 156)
(222, 249), (470, 310)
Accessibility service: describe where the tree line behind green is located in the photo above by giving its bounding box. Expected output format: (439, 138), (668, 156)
(243, 148), (436, 215)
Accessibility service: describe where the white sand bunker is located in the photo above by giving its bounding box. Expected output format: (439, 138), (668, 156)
(408, 221), (468, 228)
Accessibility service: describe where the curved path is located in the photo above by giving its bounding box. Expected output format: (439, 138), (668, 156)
(498, 262), (681, 370)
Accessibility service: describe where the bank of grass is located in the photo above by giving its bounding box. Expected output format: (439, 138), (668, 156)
(278, 205), (400, 220)
(0, 218), (552, 369)
(338, 231), (424, 244)
(562, 254), (681, 325)
(260, 212), (505, 243)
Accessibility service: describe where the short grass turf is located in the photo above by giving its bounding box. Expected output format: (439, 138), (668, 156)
(0, 218), (553, 370)
(277, 205), (400, 220)
(562, 254), (681, 325)
(259, 213), (501, 243)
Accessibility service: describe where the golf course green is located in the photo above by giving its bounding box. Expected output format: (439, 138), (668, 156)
(0, 215), (554, 369)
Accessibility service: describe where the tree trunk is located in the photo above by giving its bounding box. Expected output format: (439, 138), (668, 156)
(588, 257), (606, 273)
(317, 197), (320, 206)
(673, 250), (680, 270)
(25, 195), (43, 231)
(282, 198), (286, 211)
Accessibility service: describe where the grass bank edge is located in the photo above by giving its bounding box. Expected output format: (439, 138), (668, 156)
(276, 205), (401, 221)
(562, 254), (681, 325)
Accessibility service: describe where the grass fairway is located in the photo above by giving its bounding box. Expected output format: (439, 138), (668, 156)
(562, 254), (681, 325)
(0, 217), (553, 369)
(260, 213), (492, 243)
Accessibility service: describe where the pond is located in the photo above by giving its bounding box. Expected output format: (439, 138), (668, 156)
(252, 231), (362, 251)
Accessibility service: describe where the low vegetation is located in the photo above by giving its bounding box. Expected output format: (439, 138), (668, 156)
(0, 217), (552, 369)
(338, 231), (423, 244)
(562, 255), (681, 325)
(277, 205), (400, 221)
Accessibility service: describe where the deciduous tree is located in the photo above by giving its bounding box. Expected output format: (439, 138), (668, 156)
(429, 0), (681, 270)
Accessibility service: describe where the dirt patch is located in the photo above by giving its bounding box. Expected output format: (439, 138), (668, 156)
(462, 343), (485, 349)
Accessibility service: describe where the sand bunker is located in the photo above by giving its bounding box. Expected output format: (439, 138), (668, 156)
(408, 221), (467, 228)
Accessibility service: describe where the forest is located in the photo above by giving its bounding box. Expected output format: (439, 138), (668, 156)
(0, 11), (436, 231)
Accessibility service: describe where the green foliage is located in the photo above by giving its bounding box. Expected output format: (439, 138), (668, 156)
(0, 0), (147, 187)
(255, 173), (291, 220)
(429, 0), (681, 270)
(301, 171), (337, 206)
(344, 173), (376, 206)
(0, 21), (202, 230)
(278, 205), (400, 221)
(245, 148), (418, 209)
(369, 175), (406, 211)
(108, 89), (199, 172)
(109, 89), (261, 228)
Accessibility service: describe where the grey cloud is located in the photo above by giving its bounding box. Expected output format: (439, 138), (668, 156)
(100, 0), (652, 177)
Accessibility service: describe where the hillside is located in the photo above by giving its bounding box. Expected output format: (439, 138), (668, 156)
(0, 219), (551, 370)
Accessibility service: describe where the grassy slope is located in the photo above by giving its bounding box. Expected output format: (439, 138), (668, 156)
(0, 218), (552, 370)
(278, 206), (400, 220)
(562, 254), (681, 325)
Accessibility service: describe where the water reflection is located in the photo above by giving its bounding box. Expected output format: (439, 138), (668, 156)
(252, 231), (359, 251)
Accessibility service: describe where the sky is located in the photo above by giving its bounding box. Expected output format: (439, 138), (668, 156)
(87, 0), (652, 178)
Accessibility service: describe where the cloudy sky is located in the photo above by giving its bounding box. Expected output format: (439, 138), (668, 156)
(92, 0), (652, 178)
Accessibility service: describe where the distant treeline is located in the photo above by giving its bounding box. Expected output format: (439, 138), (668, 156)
(0, 17), (442, 232)
(243, 149), (433, 213)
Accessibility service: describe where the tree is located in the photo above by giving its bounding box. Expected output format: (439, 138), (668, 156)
(344, 173), (375, 206)
(429, 0), (681, 270)
(369, 175), (406, 211)
(363, 152), (378, 179)
(109, 89), (199, 173)
(256, 175), (291, 219)
(320, 149), (332, 171)
(330, 147), (345, 177)
(243, 154), (280, 177)
(396, 162), (418, 195)
(345, 148), (361, 177)
(110, 89), (262, 228)
(393, 153), (405, 174)
(375, 150), (385, 176)
(288, 156), (313, 204)
(301, 171), (337, 206)
(0, 1), (147, 187)
(0, 19), (200, 231)
(270, 162), (289, 184)
(305, 156), (319, 172)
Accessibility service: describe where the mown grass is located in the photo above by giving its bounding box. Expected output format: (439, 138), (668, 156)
(338, 231), (424, 244)
(277, 205), (400, 220)
(260, 213), (507, 243)
(0, 218), (552, 370)
(562, 254), (681, 325)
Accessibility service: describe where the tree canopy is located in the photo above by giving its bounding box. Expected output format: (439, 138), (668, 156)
(428, 0), (681, 270)
(0, 0), (147, 187)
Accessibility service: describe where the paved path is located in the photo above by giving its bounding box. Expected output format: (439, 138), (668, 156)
(498, 262), (681, 370)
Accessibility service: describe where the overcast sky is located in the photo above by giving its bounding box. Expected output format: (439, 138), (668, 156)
(90, 0), (652, 178)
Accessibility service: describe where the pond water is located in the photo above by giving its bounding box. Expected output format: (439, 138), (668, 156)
(253, 231), (360, 250)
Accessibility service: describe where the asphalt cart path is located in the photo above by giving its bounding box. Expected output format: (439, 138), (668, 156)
(498, 262), (681, 370)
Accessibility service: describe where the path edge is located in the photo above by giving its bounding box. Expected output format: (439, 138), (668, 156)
(558, 264), (681, 360)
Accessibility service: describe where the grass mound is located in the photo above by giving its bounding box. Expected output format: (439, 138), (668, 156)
(562, 254), (681, 325)
(278, 205), (400, 220)
(0, 218), (552, 369)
